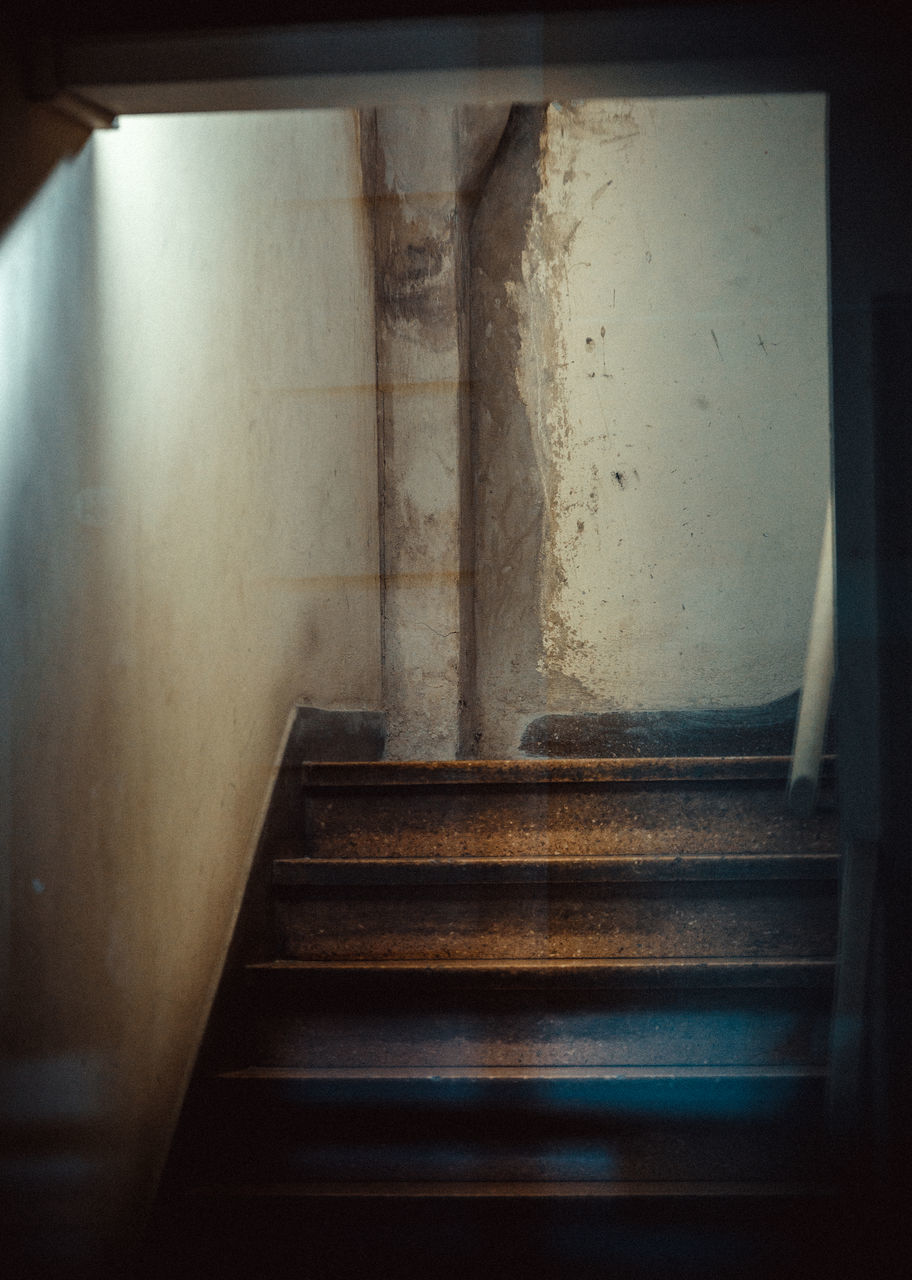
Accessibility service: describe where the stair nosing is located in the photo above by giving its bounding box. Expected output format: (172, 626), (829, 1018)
(216, 1064), (828, 1081)
(272, 853), (839, 886)
(300, 755), (836, 787)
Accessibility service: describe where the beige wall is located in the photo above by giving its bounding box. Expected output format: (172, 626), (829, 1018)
(1, 101), (379, 1267)
(472, 96), (831, 755)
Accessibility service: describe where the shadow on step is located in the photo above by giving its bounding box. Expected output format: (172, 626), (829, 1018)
(141, 1189), (863, 1280)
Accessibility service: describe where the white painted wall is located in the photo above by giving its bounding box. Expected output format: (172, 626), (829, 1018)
(1, 106), (379, 1265)
(472, 95), (831, 754)
(534, 95), (830, 710)
(0, 90), (832, 1260)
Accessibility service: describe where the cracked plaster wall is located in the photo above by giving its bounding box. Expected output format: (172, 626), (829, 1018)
(471, 95), (830, 756)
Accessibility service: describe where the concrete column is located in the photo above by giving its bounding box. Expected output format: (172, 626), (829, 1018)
(363, 105), (508, 759)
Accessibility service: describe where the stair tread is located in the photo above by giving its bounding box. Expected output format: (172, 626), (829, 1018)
(249, 957), (835, 972)
(300, 755), (833, 787)
(273, 853), (839, 884)
(245, 958), (835, 991)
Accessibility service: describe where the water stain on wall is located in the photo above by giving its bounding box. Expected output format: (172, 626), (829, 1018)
(470, 105), (552, 754)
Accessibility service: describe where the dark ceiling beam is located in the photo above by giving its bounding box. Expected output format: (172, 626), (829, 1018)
(25, 6), (828, 121)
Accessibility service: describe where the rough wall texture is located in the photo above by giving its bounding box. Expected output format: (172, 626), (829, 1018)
(1, 105), (379, 1268)
(470, 103), (566, 757)
(365, 104), (508, 759)
(472, 96), (830, 756)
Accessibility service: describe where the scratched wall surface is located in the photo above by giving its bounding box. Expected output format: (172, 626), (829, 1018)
(472, 96), (830, 755)
(366, 105), (510, 760)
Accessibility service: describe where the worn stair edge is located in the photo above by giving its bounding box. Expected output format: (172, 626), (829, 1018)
(207, 1065), (827, 1117)
(182, 1179), (837, 1199)
(300, 755), (837, 787)
(217, 1065), (827, 1081)
(246, 958), (835, 988)
(273, 854), (839, 886)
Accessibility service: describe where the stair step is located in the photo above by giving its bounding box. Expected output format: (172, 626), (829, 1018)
(153, 747), (845, 1278)
(272, 876), (837, 961)
(177, 1065), (828, 1184)
(247, 957), (836, 989)
(218, 1064), (825, 1081)
(297, 766), (837, 861)
(236, 982), (831, 1070)
(273, 853), (839, 884)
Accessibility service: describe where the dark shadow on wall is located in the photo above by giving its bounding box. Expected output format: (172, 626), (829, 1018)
(0, 38), (89, 241)
(0, 41), (124, 1277)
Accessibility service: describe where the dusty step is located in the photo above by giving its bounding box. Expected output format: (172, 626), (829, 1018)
(178, 1065), (829, 1184)
(299, 757), (833, 786)
(181, 1179), (836, 1199)
(233, 980), (832, 1071)
(271, 863), (838, 961)
(296, 758), (837, 860)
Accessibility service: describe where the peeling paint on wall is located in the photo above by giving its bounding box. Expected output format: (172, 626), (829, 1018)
(472, 96), (830, 755)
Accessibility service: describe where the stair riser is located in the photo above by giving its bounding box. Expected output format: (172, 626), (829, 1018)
(157, 1192), (845, 1280)
(241, 990), (832, 1069)
(273, 882), (837, 960)
(299, 782), (837, 859)
(177, 1074), (827, 1184)
(245, 958), (837, 992)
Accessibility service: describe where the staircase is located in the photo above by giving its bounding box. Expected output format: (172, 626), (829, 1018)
(148, 755), (843, 1279)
